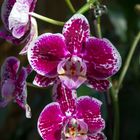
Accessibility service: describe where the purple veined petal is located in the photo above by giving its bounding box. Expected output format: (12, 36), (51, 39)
(1, 79), (15, 105)
(33, 74), (55, 88)
(62, 14), (90, 54)
(1, 0), (16, 30)
(52, 81), (77, 116)
(76, 96), (105, 133)
(19, 17), (38, 55)
(57, 56), (87, 89)
(88, 132), (107, 140)
(86, 77), (112, 92)
(0, 99), (9, 108)
(83, 37), (122, 79)
(8, 0), (30, 39)
(1, 56), (20, 84)
(28, 33), (69, 77)
(38, 102), (65, 140)
(14, 67), (31, 118)
(0, 27), (31, 45)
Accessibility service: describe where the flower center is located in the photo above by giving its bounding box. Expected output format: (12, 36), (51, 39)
(57, 56), (87, 89)
(62, 118), (88, 139)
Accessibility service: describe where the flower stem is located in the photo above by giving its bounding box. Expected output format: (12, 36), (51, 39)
(65, 0), (76, 13)
(97, 17), (102, 38)
(110, 31), (140, 140)
(30, 12), (64, 26)
(110, 86), (119, 140)
(117, 31), (140, 92)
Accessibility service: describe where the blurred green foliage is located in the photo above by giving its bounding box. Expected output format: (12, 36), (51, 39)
(0, 0), (140, 140)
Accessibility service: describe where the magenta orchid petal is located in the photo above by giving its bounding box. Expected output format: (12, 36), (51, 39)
(63, 14), (90, 54)
(1, 56), (20, 84)
(84, 37), (121, 79)
(86, 77), (111, 92)
(28, 33), (69, 77)
(19, 17), (38, 55)
(33, 74), (55, 87)
(38, 102), (65, 140)
(88, 132), (107, 140)
(76, 96), (105, 133)
(53, 82), (76, 116)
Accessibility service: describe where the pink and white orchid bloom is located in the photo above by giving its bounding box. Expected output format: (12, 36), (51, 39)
(28, 14), (121, 91)
(38, 82), (106, 140)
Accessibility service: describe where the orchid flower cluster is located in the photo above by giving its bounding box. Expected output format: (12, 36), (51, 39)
(0, 0), (122, 140)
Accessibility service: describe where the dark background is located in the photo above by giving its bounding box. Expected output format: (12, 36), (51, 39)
(0, 0), (140, 140)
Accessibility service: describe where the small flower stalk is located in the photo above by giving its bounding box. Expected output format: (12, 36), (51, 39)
(0, 0), (124, 140)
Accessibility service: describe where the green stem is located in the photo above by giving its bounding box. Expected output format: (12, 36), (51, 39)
(65, 0), (76, 13)
(110, 87), (119, 140)
(76, 3), (89, 14)
(97, 17), (102, 38)
(30, 12), (64, 26)
(117, 31), (140, 93)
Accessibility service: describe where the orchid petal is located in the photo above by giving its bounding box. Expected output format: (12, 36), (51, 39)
(33, 74), (55, 88)
(88, 132), (106, 140)
(8, 1), (30, 38)
(28, 33), (69, 77)
(38, 102), (64, 140)
(76, 96), (105, 133)
(84, 37), (121, 79)
(63, 14), (90, 54)
(86, 77), (111, 92)
(52, 82), (76, 116)
(19, 17), (38, 55)
(1, 0), (16, 30)
(1, 57), (20, 84)
(14, 67), (31, 118)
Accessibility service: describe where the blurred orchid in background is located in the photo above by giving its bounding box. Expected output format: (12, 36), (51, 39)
(0, 0), (38, 54)
(0, 56), (32, 118)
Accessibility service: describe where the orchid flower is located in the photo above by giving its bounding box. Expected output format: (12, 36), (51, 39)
(38, 82), (106, 140)
(0, 56), (32, 118)
(28, 14), (121, 91)
(0, 0), (38, 54)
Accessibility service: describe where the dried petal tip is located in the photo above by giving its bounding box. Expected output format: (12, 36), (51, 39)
(25, 104), (31, 118)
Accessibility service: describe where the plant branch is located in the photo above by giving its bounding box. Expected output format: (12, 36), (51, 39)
(65, 0), (76, 13)
(117, 31), (140, 93)
(30, 12), (64, 26)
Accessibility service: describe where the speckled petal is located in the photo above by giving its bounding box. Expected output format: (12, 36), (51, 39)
(52, 82), (76, 116)
(19, 17), (38, 55)
(63, 14), (90, 54)
(28, 33), (69, 77)
(86, 77), (111, 92)
(1, 0), (16, 30)
(14, 67), (31, 118)
(38, 102), (64, 140)
(88, 133), (107, 140)
(76, 96), (105, 133)
(1, 56), (20, 84)
(8, 1), (30, 38)
(83, 37), (121, 79)
(33, 74), (55, 87)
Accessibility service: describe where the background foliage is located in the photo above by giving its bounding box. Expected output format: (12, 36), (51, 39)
(0, 0), (140, 140)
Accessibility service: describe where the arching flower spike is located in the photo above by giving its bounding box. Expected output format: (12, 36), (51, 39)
(0, 57), (31, 118)
(28, 14), (121, 91)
